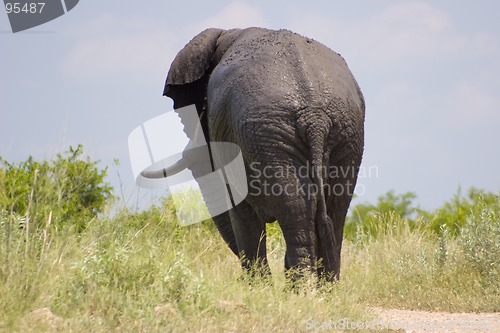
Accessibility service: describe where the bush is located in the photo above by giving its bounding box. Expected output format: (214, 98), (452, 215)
(346, 188), (499, 240)
(0, 145), (113, 232)
(344, 210), (500, 312)
(345, 190), (421, 241)
(458, 198), (500, 283)
(427, 187), (498, 235)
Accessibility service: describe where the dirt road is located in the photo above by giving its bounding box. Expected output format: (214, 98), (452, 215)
(373, 308), (500, 333)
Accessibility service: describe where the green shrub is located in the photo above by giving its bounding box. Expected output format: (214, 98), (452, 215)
(0, 145), (113, 232)
(427, 187), (498, 235)
(344, 210), (500, 312)
(345, 190), (421, 241)
(346, 188), (499, 240)
(458, 198), (500, 283)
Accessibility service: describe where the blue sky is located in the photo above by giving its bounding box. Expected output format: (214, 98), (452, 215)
(1, 0), (499, 210)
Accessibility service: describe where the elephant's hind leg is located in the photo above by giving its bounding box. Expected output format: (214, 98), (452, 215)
(281, 222), (318, 280)
(229, 201), (270, 276)
(277, 183), (319, 280)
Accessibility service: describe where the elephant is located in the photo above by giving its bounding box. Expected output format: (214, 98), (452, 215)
(154, 27), (365, 281)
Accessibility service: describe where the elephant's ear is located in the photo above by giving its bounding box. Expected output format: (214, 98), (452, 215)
(164, 28), (224, 95)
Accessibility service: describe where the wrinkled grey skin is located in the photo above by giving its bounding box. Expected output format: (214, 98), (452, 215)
(163, 27), (365, 281)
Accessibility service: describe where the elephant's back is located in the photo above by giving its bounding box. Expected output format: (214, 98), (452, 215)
(208, 28), (364, 166)
(213, 28), (363, 116)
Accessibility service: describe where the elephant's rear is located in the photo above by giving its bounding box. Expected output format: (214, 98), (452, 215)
(210, 28), (365, 195)
(209, 28), (365, 279)
(211, 28), (364, 149)
(295, 32), (364, 278)
(292, 35), (364, 277)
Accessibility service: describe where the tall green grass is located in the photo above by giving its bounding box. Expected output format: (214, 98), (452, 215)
(1, 150), (499, 331)
(0, 206), (367, 332)
(343, 211), (499, 312)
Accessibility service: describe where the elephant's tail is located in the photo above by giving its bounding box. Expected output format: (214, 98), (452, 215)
(309, 136), (337, 277)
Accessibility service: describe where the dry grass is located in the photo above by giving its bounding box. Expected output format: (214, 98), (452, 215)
(0, 205), (498, 332)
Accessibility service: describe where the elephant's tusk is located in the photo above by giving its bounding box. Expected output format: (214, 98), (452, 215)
(140, 158), (189, 179)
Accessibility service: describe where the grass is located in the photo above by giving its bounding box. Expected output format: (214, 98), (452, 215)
(1, 202), (499, 332)
(1, 151), (499, 331)
(0, 207), (364, 332)
(343, 213), (499, 313)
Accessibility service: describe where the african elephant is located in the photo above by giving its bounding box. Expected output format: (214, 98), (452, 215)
(158, 27), (364, 281)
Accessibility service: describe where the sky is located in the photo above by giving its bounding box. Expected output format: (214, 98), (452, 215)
(1, 0), (499, 211)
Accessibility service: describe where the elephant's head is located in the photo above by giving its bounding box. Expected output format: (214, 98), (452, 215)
(163, 28), (244, 143)
(141, 28), (241, 180)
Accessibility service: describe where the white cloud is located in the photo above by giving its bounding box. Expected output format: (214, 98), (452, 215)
(191, 1), (267, 33)
(63, 3), (267, 85)
(63, 15), (177, 84)
(446, 82), (500, 127)
(363, 2), (464, 58)
(290, 1), (470, 68)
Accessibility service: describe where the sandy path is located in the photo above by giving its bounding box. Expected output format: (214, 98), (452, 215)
(372, 308), (500, 333)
